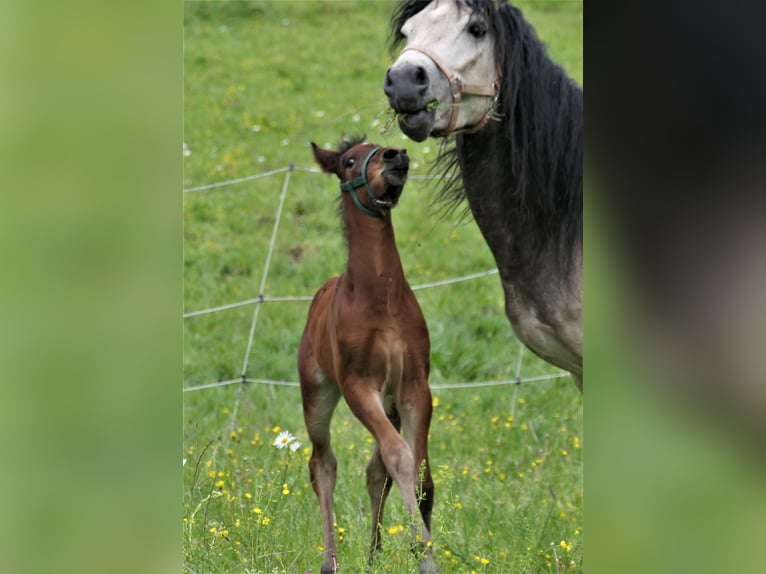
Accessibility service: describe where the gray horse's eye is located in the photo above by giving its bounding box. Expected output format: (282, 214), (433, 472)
(467, 22), (486, 38)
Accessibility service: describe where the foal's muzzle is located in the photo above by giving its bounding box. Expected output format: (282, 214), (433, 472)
(381, 148), (409, 186)
(379, 148), (409, 206)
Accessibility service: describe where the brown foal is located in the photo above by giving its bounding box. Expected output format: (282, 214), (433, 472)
(298, 139), (438, 574)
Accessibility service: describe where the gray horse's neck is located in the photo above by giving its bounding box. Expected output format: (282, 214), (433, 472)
(456, 122), (582, 377)
(457, 122), (535, 281)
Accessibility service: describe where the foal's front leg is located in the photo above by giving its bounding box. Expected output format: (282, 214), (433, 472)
(344, 382), (439, 573)
(400, 381), (438, 574)
(366, 408), (400, 566)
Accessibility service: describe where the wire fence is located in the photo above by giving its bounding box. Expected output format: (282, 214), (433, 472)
(183, 164), (569, 397)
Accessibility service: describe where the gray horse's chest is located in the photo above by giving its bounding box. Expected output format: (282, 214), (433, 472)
(503, 282), (582, 376)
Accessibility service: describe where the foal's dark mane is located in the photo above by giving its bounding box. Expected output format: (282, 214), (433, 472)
(336, 133), (367, 155)
(389, 0), (583, 256)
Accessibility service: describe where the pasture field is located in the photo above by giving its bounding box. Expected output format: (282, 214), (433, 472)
(184, 1), (583, 572)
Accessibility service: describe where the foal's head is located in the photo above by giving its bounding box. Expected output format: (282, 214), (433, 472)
(311, 138), (410, 219)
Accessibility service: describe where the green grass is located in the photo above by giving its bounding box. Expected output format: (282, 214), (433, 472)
(184, 1), (582, 572)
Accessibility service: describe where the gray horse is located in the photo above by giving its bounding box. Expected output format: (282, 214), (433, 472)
(385, 0), (582, 390)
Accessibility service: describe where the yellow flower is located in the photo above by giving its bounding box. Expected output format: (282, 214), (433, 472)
(561, 449), (569, 456)
(387, 524), (404, 535)
(253, 507), (262, 514)
(432, 396), (440, 408)
(262, 516), (271, 525)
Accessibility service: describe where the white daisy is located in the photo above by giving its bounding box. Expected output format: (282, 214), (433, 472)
(273, 430), (296, 449)
(289, 440), (302, 453)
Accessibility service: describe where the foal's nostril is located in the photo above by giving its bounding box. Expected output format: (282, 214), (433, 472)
(382, 149), (398, 161)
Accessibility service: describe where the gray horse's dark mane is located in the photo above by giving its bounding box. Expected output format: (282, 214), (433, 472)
(389, 0), (583, 256)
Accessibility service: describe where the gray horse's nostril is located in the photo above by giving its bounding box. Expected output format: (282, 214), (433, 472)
(414, 66), (427, 85)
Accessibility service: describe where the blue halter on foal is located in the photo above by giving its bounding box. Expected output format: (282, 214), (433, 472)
(338, 147), (386, 219)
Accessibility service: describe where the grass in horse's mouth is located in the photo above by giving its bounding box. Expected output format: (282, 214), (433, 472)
(380, 102), (439, 134)
(398, 100), (439, 119)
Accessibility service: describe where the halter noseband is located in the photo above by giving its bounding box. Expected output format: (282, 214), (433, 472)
(338, 147), (385, 219)
(400, 45), (500, 136)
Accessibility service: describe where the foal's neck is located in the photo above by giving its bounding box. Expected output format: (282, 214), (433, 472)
(342, 202), (406, 309)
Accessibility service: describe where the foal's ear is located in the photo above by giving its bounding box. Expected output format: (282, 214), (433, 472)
(311, 142), (340, 177)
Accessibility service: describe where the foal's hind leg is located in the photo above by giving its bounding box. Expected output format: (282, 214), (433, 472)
(300, 370), (342, 574)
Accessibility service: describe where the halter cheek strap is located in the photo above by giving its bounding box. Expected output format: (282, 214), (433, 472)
(400, 45), (500, 135)
(339, 147), (384, 219)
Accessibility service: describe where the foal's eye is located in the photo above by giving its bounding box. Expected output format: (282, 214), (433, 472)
(467, 22), (486, 38)
(344, 158), (355, 168)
